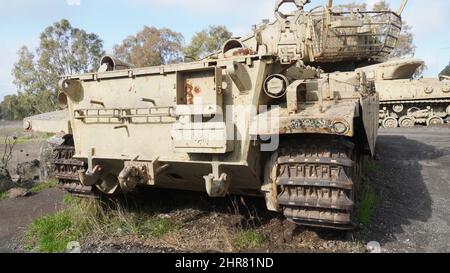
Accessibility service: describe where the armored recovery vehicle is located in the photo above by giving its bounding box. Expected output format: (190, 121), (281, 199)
(26, 0), (405, 229)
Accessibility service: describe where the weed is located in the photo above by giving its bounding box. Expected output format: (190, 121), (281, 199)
(233, 230), (266, 250)
(356, 186), (379, 225)
(25, 197), (98, 252)
(29, 179), (58, 194)
(0, 133), (53, 145)
(366, 160), (378, 174)
(25, 195), (180, 252)
(25, 210), (77, 252)
(0, 191), (8, 200)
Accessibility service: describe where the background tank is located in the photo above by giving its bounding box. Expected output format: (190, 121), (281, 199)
(25, 0), (404, 230)
(359, 59), (450, 128)
(23, 111), (70, 134)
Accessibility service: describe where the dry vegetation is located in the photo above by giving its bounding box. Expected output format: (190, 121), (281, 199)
(24, 189), (366, 253)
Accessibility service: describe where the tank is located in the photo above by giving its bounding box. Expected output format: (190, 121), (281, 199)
(360, 59), (450, 128)
(24, 0), (404, 230)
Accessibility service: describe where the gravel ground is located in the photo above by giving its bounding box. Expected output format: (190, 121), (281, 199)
(355, 127), (450, 253)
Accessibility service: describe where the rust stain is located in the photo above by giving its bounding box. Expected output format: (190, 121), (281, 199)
(185, 80), (194, 105)
(193, 86), (201, 95)
(232, 48), (255, 56)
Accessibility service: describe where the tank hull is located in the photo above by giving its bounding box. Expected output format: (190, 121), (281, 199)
(27, 0), (398, 229)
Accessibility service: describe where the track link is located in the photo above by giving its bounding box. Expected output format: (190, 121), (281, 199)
(52, 140), (97, 198)
(275, 137), (358, 230)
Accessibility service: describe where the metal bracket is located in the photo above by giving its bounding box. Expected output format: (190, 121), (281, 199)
(79, 165), (102, 187)
(203, 158), (230, 198)
(286, 80), (305, 114)
(118, 157), (170, 193)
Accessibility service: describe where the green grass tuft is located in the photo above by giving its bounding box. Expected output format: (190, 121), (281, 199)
(145, 217), (179, 238)
(25, 196), (98, 253)
(30, 179), (58, 194)
(0, 191), (8, 201)
(233, 230), (266, 250)
(0, 133), (53, 145)
(366, 160), (378, 174)
(25, 195), (180, 252)
(356, 186), (378, 225)
(25, 210), (77, 253)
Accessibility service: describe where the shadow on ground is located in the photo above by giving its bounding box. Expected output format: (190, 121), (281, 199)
(355, 135), (445, 244)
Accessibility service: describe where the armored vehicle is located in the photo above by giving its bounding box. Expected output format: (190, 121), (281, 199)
(26, 0), (404, 229)
(366, 59), (450, 128)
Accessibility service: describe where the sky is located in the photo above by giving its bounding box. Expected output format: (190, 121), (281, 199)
(0, 0), (449, 100)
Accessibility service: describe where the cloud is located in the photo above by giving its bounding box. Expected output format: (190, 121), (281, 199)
(66, 0), (81, 6)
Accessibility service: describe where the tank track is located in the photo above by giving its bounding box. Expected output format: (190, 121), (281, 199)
(380, 100), (450, 128)
(52, 143), (98, 198)
(275, 137), (358, 230)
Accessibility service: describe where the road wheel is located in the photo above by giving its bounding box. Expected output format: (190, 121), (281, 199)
(382, 117), (398, 129)
(427, 116), (444, 127)
(399, 116), (415, 128)
(407, 107), (420, 116)
(393, 104), (404, 113)
(446, 105), (450, 116)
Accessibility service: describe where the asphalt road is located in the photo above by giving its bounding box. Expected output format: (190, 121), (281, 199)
(0, 189), (65, 253)
(360, 127), (450, 253)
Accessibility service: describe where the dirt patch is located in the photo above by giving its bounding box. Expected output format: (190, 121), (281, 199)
(78, 189), (364, 253)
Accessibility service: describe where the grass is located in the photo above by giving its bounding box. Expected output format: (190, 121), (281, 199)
(143, 217), (179, 238)
(25, 210), (79, 252)
(25, 195), (180, 253)
(0, 191), (8, 200)
(29, 179), (58, 194)
(366, 160), (378, 174)
(356, 186), (379, 225)
(0, 132), (53, 145)
(104, 209), (180, 239)
(24, 196), (96, 252)
(233, 230), (266, 250)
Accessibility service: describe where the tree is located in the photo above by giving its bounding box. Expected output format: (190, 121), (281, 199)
(113, 27), (184, 67)
(372, 1), (415, 57)
(184, 25), (233, 61)
(334, 2), (367, 11)
(441, 62), (450, 77)
(5, 19), (105, 120)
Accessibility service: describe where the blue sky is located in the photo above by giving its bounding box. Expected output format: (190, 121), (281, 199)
(0, 0), (449, 100)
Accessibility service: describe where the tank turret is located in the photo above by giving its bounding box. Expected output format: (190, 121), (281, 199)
(210, 0), (403, 68)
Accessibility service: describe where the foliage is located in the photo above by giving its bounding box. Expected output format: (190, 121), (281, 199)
(366, 160), (379, 174)
(1, 136), (17, 172)
(29, 179), (58, 194)
(25, 210), (77, 252)
(441, 62), (450, 77)
(25, 196), (179, 253)
(25, 197), (101, 253)
(356, 186), (379, 225)
(0, 191), (8, 201)
(113, 26), (184, 67)
(233, 230), (266, 250)
(184, 25), (232, 61)
(3, 19), (104, 120)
